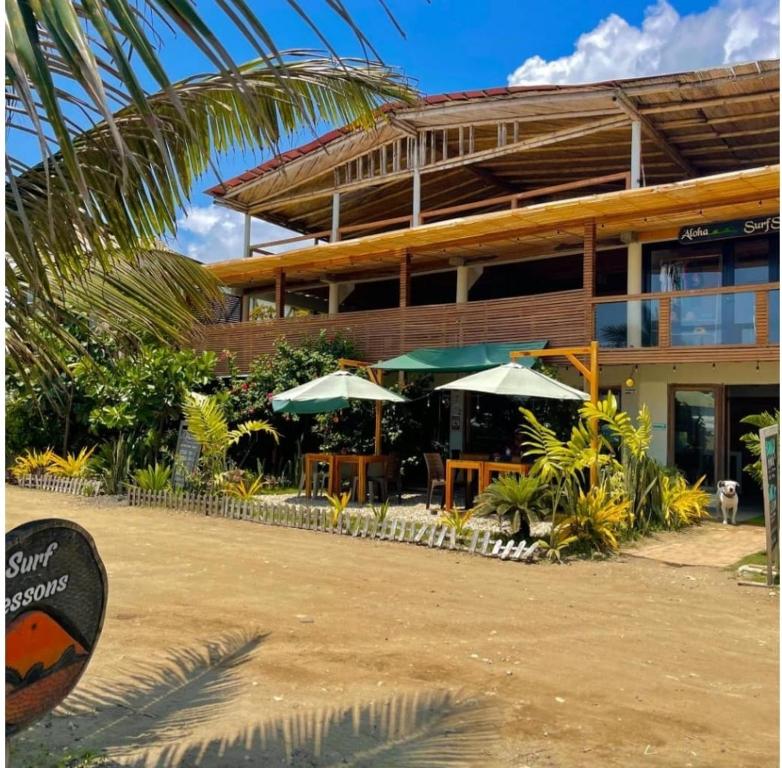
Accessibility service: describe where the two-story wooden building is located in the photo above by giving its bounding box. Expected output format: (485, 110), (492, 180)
(197, 60), (780, 494)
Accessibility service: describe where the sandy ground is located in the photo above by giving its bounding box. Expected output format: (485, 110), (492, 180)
(6, 487), (779, 768)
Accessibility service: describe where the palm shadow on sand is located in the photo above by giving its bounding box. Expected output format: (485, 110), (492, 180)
(13, 630), (499, 767)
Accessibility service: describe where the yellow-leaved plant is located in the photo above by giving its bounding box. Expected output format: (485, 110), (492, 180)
(11, 448), (55, 479)
(48, 446), (96, 478)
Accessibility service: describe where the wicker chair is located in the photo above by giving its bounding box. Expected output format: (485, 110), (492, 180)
(423, 453), (446, 511)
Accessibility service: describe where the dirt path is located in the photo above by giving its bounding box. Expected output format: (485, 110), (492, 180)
(7, 488), (779, 768)
(626, 521), (767, 567)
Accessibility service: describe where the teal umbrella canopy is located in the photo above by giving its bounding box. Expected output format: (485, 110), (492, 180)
(272, 371), (408, 415)
(436, 363), (588, 401)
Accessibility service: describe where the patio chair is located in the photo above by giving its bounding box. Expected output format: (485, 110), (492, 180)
(423, 453), (446, 511)
(366, 454), (402, 505)
(297, 461), (330, 497)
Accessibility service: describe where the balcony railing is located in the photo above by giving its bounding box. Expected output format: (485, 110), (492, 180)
(196, 289), (587, 372)
(195, 284), (779, 372)
(591, 283), (779, 359)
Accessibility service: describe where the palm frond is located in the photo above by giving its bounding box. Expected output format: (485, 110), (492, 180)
(7, 0), (417, 378)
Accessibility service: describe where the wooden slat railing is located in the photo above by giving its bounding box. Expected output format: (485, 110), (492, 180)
(195, 289), (587, 372)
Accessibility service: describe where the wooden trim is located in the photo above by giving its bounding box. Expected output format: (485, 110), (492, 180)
(590, 282), (780, 304)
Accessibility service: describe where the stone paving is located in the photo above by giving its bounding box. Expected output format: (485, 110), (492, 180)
(625, 520), (767, 568)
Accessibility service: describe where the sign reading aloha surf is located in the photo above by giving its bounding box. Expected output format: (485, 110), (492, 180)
(5, 519), (107, 737)
(678, 215), (779, 244)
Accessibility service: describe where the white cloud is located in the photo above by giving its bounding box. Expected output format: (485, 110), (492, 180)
(508, 0), (779, 85)
(172, 206), (313, 264)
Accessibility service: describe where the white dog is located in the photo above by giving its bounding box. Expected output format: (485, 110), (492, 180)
(717, 480), (740, 525)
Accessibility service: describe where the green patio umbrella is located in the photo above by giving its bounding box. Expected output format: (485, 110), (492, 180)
(272, 370), (408, 415)
(436, 363), (588, 400)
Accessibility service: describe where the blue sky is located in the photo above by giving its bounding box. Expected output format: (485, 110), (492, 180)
(22, 0), (776, 262)
(169, 0), (779, 262)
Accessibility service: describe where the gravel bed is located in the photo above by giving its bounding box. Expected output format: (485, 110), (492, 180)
(254, 491), (552, 536)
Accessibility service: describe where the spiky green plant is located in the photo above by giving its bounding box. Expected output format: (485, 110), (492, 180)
(371, 498), (391, 525)
(324, 492), (351, 527)
(11, 448), (55, 479)
(224, 476), (266, 500)
(134, 463), (172, 492)
(439, 507), (475, 537)
(659, 473), (711, 528)
(555, 483), (630, 555)
(48, 446), (96, 478)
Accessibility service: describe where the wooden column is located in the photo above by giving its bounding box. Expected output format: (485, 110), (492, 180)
(243, 213), (252, 258)
(274, 269), (286, 319)
(399, 252), (411, 308)
(583, 219), (596, 339)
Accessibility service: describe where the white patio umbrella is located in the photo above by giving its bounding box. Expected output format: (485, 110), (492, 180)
(436, 362), (588, 400)
(272, 370), (408, 414)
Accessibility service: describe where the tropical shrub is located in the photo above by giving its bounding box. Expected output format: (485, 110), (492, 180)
(224, 476), (266, 500)
(471, 474), (545, 536)
(97, 435), (134, 495)
(325, 492), (351, 527)
(134, 463), (173, 492)
(48, 447), (96, 478)
(554, 483), (630, 555)
(372, 498), (391, 524)
(740, 410), (780, 487)
(439, 507), (475, 537)
(183, 392), (279, 489)
(11, 449), (55, 479)
(658, 473), (710, 528)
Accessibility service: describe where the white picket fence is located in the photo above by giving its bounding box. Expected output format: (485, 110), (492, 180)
(126, 487), (539, 563)
(16, 474), (103, 496)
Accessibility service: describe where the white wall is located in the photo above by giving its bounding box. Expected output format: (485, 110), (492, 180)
(558, 361), (779, 464)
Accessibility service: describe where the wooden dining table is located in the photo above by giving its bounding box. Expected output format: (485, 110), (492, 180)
(303, 452), (387, 504)
(444, 458), (529, 510)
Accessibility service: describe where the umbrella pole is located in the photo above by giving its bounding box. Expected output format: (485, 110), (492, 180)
(375, 369), (383, 454)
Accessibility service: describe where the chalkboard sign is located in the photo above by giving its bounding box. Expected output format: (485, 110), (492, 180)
(173, 421), (201, 489)
(6, 519), (107, 737)
(760, 424), (779, 587)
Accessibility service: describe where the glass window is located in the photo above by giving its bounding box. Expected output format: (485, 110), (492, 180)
(671, 291), (756, 346)
(734, 238), (771, 285)
(595, 300), (658, 348)
(648, 246), (722, 293)
(769, 290), (779, 344)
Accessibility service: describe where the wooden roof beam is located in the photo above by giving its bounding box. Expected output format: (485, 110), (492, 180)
(464, 165), (519, 193)
(613, 90), (697, 178)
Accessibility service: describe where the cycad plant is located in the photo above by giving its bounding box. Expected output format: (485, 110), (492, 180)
(471, 474), (545, 537)
(183, 393), (279, 490)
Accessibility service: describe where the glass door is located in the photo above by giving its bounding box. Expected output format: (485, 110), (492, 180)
(669, 386), (723, 488)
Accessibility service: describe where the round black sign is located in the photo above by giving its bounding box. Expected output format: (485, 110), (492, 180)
(5, 518), (107, 738)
